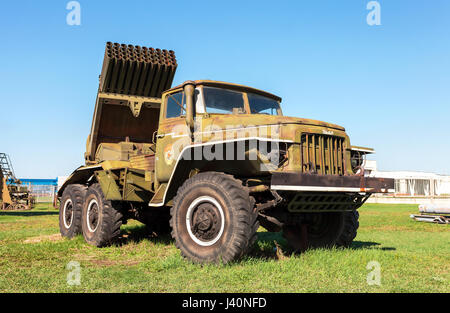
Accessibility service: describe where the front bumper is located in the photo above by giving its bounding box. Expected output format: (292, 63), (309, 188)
(271, 172), (394, 193)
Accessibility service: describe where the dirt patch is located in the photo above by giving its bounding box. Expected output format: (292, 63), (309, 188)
(23, 233), (63, 244)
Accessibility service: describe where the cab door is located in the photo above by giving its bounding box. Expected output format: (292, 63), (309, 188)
(155, 89), (192, 184)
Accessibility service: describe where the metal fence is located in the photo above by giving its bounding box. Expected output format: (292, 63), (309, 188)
(26, 184), (57, 203)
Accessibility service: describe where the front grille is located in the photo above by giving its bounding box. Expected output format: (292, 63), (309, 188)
(300, 133), (346, 175)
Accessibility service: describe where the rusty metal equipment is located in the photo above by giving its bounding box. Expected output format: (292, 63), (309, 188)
(0, 153), (34, 211)
(99, 42), (177, 98)
(85, 42), (177, 163)
(410, 204), (450, 224)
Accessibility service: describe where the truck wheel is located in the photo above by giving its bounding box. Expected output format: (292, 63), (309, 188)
(170, 172), (259, 264)
(81, 183), (123, 247)
(283, 211), (359, 251)
(59, 184), (86, 238)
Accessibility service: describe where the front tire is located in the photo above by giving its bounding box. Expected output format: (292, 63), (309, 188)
(170, 172), (259, 264)
(81, 184), (123, 247)
(59, 184), (86, 238)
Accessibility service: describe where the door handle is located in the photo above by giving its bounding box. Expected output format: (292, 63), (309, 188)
(152, 131), (164, 144)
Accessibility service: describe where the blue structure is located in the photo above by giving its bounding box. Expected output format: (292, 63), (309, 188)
(18, 178), (58, 186)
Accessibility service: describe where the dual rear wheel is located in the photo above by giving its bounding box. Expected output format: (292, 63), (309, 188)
(59, 183), (123, 247)
(81, 184), (123, 247)
(59, 184), (86, 238)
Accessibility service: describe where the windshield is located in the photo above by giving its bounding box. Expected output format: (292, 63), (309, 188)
(203, 87), (246, 114)
(248, 93), (281, 116)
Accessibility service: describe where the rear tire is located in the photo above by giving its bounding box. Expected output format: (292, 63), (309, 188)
(170, 172), (259, 264)
(283, 211), (359, 251)
(59, 184), (86, 238)
(81, 183), (123, 247)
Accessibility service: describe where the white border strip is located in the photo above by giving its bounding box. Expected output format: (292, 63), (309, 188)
(186, 196), (225, 246)
(351, 147), (375, 154)
(271, 185), (369, 192)
(165, 124), (288, 139)
(77, 165), (102, 171)
(271, 185), (395, 193)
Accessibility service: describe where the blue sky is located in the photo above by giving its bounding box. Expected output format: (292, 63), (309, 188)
(1, 0), (449, 178)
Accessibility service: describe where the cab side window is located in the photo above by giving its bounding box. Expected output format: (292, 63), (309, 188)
(166, 91), (185, 118)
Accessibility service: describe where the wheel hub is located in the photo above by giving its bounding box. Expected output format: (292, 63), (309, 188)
(192, 203), (220, 241)
(87, 200), (99, 232)
(186, 196), (225, 246)
(63, 200), (74, 228)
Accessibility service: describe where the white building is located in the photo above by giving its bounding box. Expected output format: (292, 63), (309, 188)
(364, 161), (450, 204)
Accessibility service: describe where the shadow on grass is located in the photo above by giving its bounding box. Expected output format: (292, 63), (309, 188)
(118, 224), (174, 246)
(248, 233), (396, 260)
(117, 225), (283, 260)
(114, 226), (396, 260)
(351, 241), (396, 251)
(0, 211), (59, 217)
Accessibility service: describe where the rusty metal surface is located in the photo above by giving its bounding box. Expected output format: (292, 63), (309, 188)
(0, 153), (15, 179)
(0, 153), (34, 211)
(410, 214), (450, 224)
(0, 172), (8, 205)
(96, 104), (160, 144)
(130, 154), (155, 171)
(87, 94), (160, 162)
(285, 192), (370, 212)
(100, 42), (177, 98)
(300, 133), (346, 175)
(2, 202), (32, 211)
(86, 42), (175, 163)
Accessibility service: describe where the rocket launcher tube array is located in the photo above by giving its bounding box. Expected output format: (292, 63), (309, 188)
(99, 42), (177, 98)
(87, 42), (177, 162)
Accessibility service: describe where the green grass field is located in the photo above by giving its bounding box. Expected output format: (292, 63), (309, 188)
(0, 203), (448, 293)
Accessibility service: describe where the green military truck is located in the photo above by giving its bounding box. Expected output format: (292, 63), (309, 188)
(58, 42), (394, 263)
